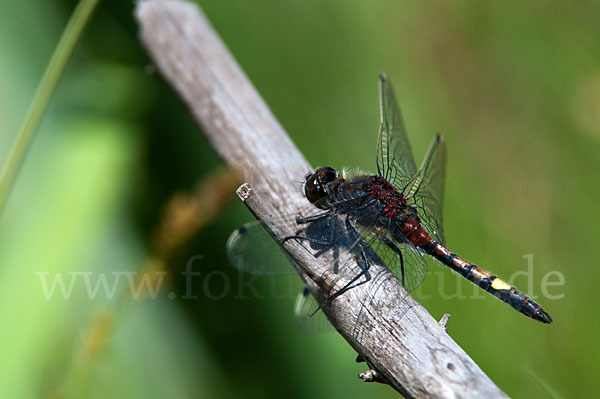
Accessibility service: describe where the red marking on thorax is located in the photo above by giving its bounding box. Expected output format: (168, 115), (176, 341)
(366, 177), (407, 217)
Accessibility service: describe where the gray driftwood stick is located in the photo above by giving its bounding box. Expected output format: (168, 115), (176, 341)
(135, 1), (508, 397)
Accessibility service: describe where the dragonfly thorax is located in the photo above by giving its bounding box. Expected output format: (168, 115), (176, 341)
(365, 176), (409, 218)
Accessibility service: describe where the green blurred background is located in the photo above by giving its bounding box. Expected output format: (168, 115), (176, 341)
(1, 0), (599, 397)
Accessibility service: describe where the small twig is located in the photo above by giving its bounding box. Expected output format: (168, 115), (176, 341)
(439, 313), (451, 330)
(135, 1), (508, 397)
(359, 368), (387, 384)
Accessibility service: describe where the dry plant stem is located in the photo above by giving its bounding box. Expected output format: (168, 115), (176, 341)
(135, 1), (508, 398)
(153, 167), (241, 258)
(57, 166), (238, 396)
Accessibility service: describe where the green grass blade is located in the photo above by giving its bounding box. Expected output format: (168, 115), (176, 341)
(0, 0), (101, 214)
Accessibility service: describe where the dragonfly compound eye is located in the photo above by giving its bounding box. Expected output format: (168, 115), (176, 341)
(317, 166), (339, 185)
(303, 166), (340, 203)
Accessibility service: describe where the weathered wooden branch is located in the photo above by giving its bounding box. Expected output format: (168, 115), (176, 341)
(135, 1), (508, 397)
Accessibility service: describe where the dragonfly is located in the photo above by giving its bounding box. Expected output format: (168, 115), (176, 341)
(228, 74), (552, 324)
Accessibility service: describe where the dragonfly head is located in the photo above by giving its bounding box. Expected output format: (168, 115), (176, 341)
(303, 166), (341, 204)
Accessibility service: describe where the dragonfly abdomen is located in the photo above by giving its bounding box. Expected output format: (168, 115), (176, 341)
(422, 239), (553, 324)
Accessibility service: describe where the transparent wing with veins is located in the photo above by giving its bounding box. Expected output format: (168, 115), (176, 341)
(227, 221), (335, 333)
(376, 75), (447, 246)
(405, 134), (447, 246)
(227, 221), (297, 275)
(352, 217), (428, 293)
(376, 74), (418, 190)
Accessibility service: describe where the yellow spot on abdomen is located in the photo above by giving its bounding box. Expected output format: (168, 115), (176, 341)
(491, 278), (512, 291)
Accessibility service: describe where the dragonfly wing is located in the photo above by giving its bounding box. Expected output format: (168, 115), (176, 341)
(226, 222), (297, 275)
(294, 287), (334, 333)
(376, 74), (418, 190)
(406, 134), (447, 246)
(349, 212), (428, 293)
(375, 237), (428, 292)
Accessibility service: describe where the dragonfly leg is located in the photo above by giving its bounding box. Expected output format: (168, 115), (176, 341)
(277, 212), (337, 248)
(310, 251), (372, 315)
(296, 210), (332, 224)
(310, 216), (373, 315)
(345, 215), (372, 280)
(277, 234), (331, 246)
